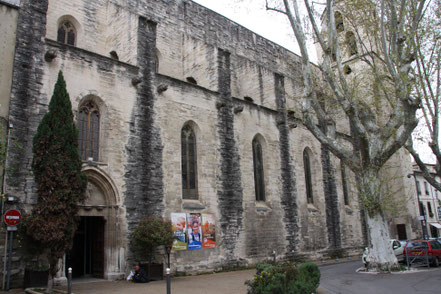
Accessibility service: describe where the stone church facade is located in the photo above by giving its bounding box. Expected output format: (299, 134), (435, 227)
(0, 0), (419, 283)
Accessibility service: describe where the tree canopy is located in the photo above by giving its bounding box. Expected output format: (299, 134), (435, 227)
(27, 71), (87, 291)
(406, 0), (441, 191)
(265, 0), (426, 271)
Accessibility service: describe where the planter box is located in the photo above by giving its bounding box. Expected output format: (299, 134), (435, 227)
(23, 269), (49, 289)
(140, 263), (163, 281)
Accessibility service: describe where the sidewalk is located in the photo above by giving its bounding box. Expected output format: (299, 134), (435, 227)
(0, 259), (351, 294)
(54, 269), (328, 294)
(58, 269), (256, 294)
(0, 257), (356, 294)
(1, 258), (437, 294)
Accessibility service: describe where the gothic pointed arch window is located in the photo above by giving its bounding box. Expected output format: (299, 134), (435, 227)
(346, 31), (358, 56)
(57, 21), (76, 46)
(341, 162), (350, 206)
(155, 49), (161, 73)
(335, 11), (344, 33)
(303, 148), (314, 204)
(181, 124), (198, 200)
(252, 137), (265, 202)
(78, 101), (100, 161)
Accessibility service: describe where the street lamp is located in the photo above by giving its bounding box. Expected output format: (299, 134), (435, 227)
(165, 244), (172, 268)
(164, 244), (172, 294)
(408, 173), (428, 239)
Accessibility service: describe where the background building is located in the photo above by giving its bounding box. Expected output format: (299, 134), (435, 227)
(411, 163), (441, 238)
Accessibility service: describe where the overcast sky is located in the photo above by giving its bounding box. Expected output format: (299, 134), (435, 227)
(192, 0), (301, 54)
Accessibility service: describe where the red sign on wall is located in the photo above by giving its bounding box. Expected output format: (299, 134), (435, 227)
(4, 209), (21, 226)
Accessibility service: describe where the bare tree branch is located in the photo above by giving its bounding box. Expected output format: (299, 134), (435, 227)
(406, 141), (441, 191)
(265, 0), (288, 14)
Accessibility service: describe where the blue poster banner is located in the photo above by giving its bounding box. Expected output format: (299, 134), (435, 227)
(187, 213), (202, 250)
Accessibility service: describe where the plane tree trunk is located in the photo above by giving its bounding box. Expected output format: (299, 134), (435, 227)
(356, 168), (399, 271)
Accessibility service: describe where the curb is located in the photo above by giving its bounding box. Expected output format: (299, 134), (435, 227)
(317, 257), (361, 267)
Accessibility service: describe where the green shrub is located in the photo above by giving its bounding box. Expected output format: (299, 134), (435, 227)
(246, 261), (320, 294)
(131, 216), (174, 262)
(255, 262), (275, 275)
(297, 262), (321, 293)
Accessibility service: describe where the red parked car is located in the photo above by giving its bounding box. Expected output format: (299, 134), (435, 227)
(404, 240), (441, 267)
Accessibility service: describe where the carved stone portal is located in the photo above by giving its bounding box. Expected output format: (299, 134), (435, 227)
(57, 167), (125, 281)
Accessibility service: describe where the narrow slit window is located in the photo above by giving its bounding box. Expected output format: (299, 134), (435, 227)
(346, 31), (358, 56)
(304, 149), (314, 204)
(252, 138), (265, 201)
(341, 163), (349, 205)
(181, 125), (198, 200)
(341, 163), (349, 206)
(335, 12), (344, 32)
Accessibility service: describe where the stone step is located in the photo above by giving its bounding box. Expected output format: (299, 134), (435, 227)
(1, 256), (21, 262)
(0, 268), (20, 276)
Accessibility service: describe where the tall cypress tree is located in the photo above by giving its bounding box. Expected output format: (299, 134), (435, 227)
(27, 71), (87, 290)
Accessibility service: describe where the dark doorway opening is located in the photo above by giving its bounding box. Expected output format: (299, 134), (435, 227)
(396, 224), (407, 240)
(66, 216), (105, 278)
(430, 225), (439, 238)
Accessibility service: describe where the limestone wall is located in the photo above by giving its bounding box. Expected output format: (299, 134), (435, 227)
(3, 0), (369, 281)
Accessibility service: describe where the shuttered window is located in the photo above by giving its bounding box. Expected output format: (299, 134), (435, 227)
(416, 181), (422, 195)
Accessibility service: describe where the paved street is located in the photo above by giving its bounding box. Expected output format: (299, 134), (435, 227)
(2, 260), (441, 293)
(320, 260), (441, 294)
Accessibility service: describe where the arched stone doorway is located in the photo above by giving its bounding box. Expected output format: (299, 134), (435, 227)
(64, 167), (125, 280)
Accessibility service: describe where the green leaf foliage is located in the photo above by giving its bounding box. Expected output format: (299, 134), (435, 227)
(131, 216), (174, 262)
(26, 71), (87, 276)
(297, 262), (321, 292)
(17, 214), (46, 267)
(246, 261), (320, 294)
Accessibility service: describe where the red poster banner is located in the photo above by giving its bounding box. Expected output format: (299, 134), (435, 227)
(202, 213), (216, 249)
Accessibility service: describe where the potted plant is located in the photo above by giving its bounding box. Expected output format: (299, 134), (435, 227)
(131, 216), (174, 281)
